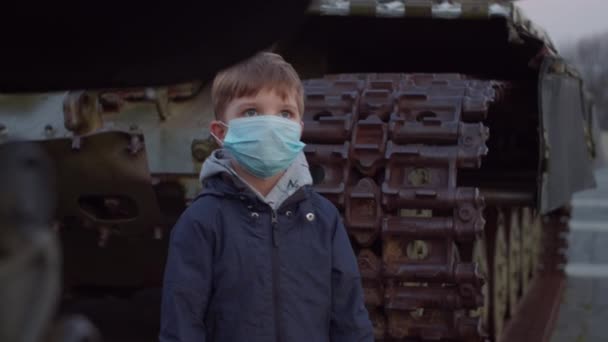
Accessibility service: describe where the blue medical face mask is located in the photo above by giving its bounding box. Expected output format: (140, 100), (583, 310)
(219, 115), (306, 179)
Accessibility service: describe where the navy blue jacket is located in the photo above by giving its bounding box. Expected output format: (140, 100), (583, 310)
(159, 175), (373, 342)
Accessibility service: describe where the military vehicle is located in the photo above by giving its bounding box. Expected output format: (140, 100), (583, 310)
(0, 1), (312, 341)
(0, 1), (603, 341)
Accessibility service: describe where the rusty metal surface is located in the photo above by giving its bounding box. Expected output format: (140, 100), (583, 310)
(302, 73), (572, 342)
(1, 90), (207, 288)
(39, 131), (163, 237)
(0, 84), (215, 175)
(31, 130), (172, 288)
(314, 0), (514, 19)
(302, 73), (496, 341)
(309, 1), (557, 55)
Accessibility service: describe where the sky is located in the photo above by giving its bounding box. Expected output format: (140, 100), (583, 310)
(517, 0), (608, 48)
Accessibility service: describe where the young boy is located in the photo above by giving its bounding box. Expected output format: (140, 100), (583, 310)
(159, 52), (373, 342)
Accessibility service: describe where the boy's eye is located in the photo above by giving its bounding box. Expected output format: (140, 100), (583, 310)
(279, 110), (294, 118)
(243, 109), (259, 117)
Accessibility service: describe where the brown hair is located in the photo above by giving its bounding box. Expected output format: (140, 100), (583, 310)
(211, 52), (304, 120)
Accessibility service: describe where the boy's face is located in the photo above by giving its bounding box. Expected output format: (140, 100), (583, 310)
(210, 88), (303, 142)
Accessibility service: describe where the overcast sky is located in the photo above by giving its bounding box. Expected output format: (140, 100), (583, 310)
(518, 0), (608, 48)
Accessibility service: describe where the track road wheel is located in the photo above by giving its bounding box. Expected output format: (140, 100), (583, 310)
(490, 213), (508, 340)
(530, 213), (542, 276)
(508, 209), (522, 315)
(520, 208), (533, 292)
(471, 236), (489, 335)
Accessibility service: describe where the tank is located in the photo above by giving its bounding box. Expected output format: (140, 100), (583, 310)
(0, 1), (602, 341)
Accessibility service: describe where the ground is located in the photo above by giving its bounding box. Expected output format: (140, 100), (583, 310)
(552, 167), (608, 342)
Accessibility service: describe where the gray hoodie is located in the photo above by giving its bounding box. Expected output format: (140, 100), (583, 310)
(198, 149), (313, 210)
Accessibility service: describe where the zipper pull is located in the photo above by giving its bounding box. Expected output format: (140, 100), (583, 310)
(271, 210), (279, 248)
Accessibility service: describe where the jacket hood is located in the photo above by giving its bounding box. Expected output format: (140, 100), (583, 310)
(198, 149), (313, 210)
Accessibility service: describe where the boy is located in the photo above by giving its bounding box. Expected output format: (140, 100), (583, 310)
(160, 52), (373, 342)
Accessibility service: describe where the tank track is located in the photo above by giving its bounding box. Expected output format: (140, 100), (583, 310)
(301, 74), (568, 342)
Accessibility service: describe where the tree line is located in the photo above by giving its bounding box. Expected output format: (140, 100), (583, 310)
(562, 31), (608, 129)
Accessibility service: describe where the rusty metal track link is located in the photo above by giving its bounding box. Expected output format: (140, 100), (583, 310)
(303, 73), (501, 341)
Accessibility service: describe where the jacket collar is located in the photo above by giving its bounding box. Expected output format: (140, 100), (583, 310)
(198, 149), (313, 210)
(200, 174), (314, 213)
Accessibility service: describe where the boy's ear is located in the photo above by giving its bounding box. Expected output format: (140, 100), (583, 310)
(209, 120), (227, 142)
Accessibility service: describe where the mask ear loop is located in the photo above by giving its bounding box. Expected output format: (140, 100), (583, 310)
(210, 121), (229, 147)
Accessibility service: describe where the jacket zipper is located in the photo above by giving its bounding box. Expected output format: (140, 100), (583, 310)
(272, 210), (280, 247)
(271, 209), (281, 342)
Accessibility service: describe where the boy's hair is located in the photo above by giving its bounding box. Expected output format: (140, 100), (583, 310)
(211, 52), (304, 120)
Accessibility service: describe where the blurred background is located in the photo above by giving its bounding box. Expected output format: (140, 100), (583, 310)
(521, 0), (608, 129)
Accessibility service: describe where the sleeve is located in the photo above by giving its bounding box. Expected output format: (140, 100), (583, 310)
(159, 209), (214, 342)
(330, 214), (375, 342)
